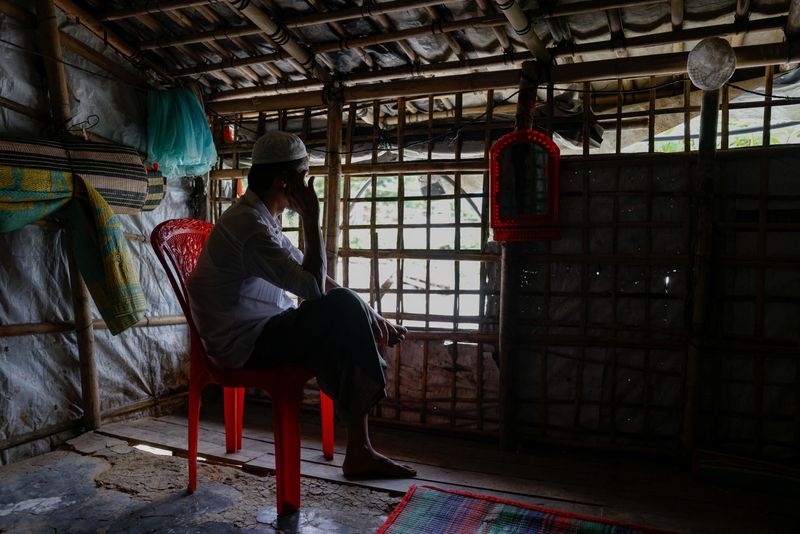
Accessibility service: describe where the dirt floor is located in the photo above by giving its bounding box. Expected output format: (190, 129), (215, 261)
(0, 432), (402, 533)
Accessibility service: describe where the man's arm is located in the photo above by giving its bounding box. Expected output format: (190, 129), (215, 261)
(325, 274), (339, 292)
(325, 274), (407, 347)
(286, 175), (325, 294)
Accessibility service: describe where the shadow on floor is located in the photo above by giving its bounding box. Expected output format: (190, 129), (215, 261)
(0, 433), (399, 533)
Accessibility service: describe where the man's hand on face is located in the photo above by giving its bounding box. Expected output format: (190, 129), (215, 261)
(285, 166), (318, 220)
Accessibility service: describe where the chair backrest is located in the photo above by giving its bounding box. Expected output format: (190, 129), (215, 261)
(150, 218), (214, 329)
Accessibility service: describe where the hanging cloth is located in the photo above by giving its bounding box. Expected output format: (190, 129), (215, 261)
(0, 165), (147, 335)
(147, 87), (218, 179)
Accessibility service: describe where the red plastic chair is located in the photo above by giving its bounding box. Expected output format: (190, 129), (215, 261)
(150, 218), (335, 515)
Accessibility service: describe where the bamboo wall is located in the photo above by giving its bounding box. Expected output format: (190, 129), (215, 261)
(699, 148), (800, 462)
(209, 79), (799, 459)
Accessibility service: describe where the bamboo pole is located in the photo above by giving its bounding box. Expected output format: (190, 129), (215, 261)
(228, 0), (330, 81)
(209, 69), (521, 113)
(0, 390), (190, 452)
(211, 160), (490, 179)
(0, 315), (187, 338)
(168, 10), (783, 88)
(494, 0), (549, 63)
(0, 419), (82, 452)
(210, 52), (528, 101)
(154, 13), (506, 55)
(0, 95), (47, 121)
(682, 89), (721, 455)
(53, 0), (174, 83)
(498, 64), (538, 451)
(0, 1), (147, 87)
(560, 15), (785, 57)
(209, 41), (800, 115)
(736, 0), (751, 21)
(325, 94), (343, 278)
(787, 0), (800, 36)
(101, 0), (207, 21)
(36, 0), (101, 431)
(554, 41), (800, 83)
(670, 0), (684, 30)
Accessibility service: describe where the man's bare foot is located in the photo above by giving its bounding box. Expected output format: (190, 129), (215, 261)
(342, 447), (416, 479)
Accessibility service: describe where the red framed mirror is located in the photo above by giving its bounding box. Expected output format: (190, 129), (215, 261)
(489, 130), (560, 241)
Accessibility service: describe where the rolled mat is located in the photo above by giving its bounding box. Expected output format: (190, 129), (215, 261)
(0, 135), (165, 214)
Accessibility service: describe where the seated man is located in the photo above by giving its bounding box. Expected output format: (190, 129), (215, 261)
(187, 130), (415, 478)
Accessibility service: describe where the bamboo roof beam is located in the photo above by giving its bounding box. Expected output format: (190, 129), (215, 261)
(425, 5), (465, 61)
(174, 49), (292, 78)
(139, 24), (261, 50)
(210, 69), (522, 113)
(136, 12), (231, 88)
(305, 0), (375, 69)
(176, 14), (514, 78)
(475, 0), (511, 52)
(208, 41), (800, 114)
(164, 10), (263, 87)
(226, 0), (330, 81)
(0, 0), (148, 89)
(554, 41), (800, 83)
(144, 5), (776, 71)
(736, 0), (751, 22)
(606, 9), (627, 57)
(605, 8), (635, 90)
(163, 8), (257, 86)
(53, 0), (174, 83)
(494, 0), (550, 63)
(256, 0), (336, 72)
(139, 0), (659, 50)
(101, 0), (206, 21)
(284, 0), (454, 29)
(670, 0), (684, 31)
(374, 13), (419, 64)
(555, 15), (786, 56)
(787, 0), (800, 36)
(195, 5), (286, 82)
(138, 12), (508, 51)
(207, 14), (786, 102)
(730, 0), (751, 47)
(210, 52), (528, 102)
(105, 0), (661, 29)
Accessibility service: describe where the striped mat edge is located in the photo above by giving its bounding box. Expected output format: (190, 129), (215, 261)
(376, 485), (676, 534)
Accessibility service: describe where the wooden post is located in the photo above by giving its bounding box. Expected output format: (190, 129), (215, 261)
(325, 92), (343, 278)
(36, 0), (100, 430)
(682, 88), (719, 454)
(499, 61), (540, 450)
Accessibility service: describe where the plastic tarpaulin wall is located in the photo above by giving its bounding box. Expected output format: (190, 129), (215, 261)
(0, 6), (195, 463)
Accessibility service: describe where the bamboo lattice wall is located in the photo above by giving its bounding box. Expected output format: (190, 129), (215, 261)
(208, 73), (800, 458)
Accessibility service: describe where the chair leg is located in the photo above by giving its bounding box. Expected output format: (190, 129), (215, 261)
(320, 391), (334, 460)
(224, 387), (238, 453)
(188, 383), (202, 494)
(236, 387), (245, 451)
(271, 382), (305, 516)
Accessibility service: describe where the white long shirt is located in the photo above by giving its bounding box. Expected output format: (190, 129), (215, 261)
(186, 189), (325, 369)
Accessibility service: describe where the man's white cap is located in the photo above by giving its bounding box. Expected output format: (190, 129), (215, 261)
(251, 130), (308, 164)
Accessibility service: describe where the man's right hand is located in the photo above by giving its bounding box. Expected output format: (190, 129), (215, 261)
(286, 171), (319, 221)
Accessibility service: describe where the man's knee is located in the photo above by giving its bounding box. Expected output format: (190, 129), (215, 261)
(323, 287), (367, 314)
